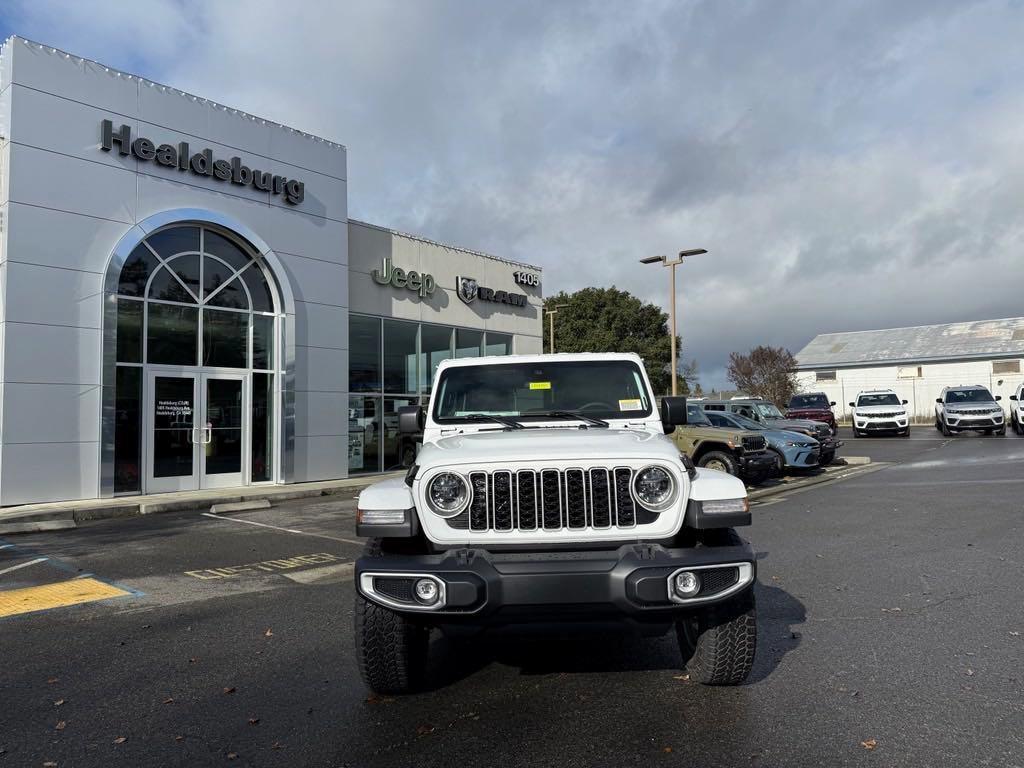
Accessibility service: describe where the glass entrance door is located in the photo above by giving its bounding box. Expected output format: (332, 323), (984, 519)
(200, 374), (246, 489)
(147, 372), (199, 493)
(145, 371), (248, 493)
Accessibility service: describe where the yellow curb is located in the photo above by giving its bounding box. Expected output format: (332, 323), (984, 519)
(0, 578), (131, 618)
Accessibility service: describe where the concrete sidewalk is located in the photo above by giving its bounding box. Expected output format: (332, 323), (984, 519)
(0, 472), (405, 534)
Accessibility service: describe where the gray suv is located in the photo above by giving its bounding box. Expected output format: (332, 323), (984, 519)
(699, 398), (841, 465)
(934, 385), (1005, 436)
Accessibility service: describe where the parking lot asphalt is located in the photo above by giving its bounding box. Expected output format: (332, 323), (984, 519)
(2, 431), (1023, 767)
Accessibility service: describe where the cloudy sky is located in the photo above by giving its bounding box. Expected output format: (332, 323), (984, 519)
(3, 1), (1023, 388)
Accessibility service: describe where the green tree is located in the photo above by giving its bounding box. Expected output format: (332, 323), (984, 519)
(726, 345), (798, 406)
(543, 287), (678, 394)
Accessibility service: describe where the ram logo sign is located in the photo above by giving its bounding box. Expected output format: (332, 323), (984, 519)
(456, 276), (527, 308)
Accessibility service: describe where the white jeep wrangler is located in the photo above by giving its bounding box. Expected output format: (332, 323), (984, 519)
(354, 353), (757, 693)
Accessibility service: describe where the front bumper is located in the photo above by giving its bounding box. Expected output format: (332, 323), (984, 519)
(945, 413), (1003, 430)
(355, 541), (756, 624)
(738, 451), (775, 475)
(855, 417), (909, 432)
(781, 445), (820, 468)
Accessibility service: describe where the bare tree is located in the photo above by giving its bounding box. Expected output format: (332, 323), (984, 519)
(726, 346), (798, 406)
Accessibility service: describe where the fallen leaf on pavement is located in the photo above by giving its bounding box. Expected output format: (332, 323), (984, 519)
(271, 742), (283, 750)
(113, 736), (127, 744)
(55, 721), (66, 731)
(227, 752), (238, 760)
(223, 687), (236, 695)
(265, 628), (273, 637)
(163, 698), (174, 705)
(54, 699), (65, 707)
(861, 739), (877, 751)
(1011, 631), (1020, 637)
(966, 669), (975, 676)
(663, 746), (673, 753)
(47, 678), (59, 684)
(175, 736), (184, 742)
(416, 724), (435, 736)
(248, 718), (260, 726)
(43, 762), (57, 767)
(673, 674), (689, 681)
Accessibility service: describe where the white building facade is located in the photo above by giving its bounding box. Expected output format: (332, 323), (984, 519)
(0, 37), (542, 506)
(794, 319), (1024, 422)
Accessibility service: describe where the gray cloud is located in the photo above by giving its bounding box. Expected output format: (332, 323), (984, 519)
(7, 0), (1024, 387)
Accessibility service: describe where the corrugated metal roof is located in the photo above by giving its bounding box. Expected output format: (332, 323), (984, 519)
(795, 317), (1024, 369)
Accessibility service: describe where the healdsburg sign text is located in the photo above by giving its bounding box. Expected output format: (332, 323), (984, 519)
(100, 119), (305, 205)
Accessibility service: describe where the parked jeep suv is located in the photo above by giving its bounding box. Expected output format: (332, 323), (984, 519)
(785, 392), (837, 433)
(1010, 383), (1024, 435)
(705, 410), (820, 474)
(700, 398), (841, 465)
(849, 389), (910, 437)
(354, 353), (758, 693)
(935, 385), (1005, 436)
(670, 403), (775, 484)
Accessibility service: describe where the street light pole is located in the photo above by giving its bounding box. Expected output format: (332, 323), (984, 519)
(640, 248), (708, 396)
(544, 303), (569, 353)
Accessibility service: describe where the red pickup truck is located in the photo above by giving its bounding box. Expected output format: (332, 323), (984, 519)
(786, 392), (837, 433)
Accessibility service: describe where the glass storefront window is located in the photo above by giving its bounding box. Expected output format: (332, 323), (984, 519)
(202, 309), (248, 368)
(114, 366), (142, 493)
(420, 325), (453, 392)
(251, 373), (273, 482)
(455, 328), (483, 359)
(147, 304), (199, 366)
(252, 315), (274, 370)
(349, 315), (382, 392)
(116, 299), (143, 363)
(383, 320), (418, 394)
(349, 395), (381, 474)
(484, 332), (512, 356)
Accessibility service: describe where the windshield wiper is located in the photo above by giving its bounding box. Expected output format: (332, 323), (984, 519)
(462, 413), (525, 430)
(537, 410), (610, 428)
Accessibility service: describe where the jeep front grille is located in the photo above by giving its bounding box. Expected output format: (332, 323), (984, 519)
(445, 468), (647, 533)
(741, 435), (767, 452)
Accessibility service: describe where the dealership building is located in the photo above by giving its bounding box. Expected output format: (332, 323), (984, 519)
(0, 37), (543, 506)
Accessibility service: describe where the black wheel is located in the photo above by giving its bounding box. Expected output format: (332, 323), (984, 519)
(354, 540), (429, 695)
(934, 417), (942, 432)
(852, 427), (861, 438)
(941, 418), (953, 437)
(676, 590), (757, 686)
(819, 450), (835, 466)
(996, 426), (1006, 436)
(899, 426), (911, 437)
(1013, 417), (1022, 435)
(697, 450), (739, 476)
(744, 467), (771, 485)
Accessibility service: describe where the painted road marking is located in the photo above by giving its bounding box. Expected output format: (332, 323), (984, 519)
(184, 552), (347, 580)
(0, 578), (132, 618)
(201, 511), (364, 545)
(0, 557), (49, 576)
(282, 562), (355, 585)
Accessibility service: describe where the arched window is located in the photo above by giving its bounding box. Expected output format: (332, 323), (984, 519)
(112, 224), (283, 494)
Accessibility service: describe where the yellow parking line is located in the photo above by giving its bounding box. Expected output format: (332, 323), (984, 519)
(0, 578), (131, 618)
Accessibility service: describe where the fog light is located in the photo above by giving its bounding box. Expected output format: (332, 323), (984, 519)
(414, 578), (439, 605)
(672, 571), (701, 598)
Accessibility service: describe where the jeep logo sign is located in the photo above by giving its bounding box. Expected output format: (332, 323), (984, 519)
(100, 120), (305, 205)
(372, 257), (436, 299)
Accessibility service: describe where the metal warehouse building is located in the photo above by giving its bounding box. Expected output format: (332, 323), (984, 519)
(794, 318), (1024, 422)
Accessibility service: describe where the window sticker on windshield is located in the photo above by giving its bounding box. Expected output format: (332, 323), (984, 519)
(618, 398), (643, 411)
(529, 381), (551, 390)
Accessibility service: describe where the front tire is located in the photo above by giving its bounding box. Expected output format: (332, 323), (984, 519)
(941, 418), (953, 437)
(899, 426), (911, 437)
(354, 539), (430, 694)
(697, 450), (740, 477)
(676, 590), (757, 686)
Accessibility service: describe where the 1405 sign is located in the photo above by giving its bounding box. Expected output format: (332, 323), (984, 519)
(513, 270), (540, 287)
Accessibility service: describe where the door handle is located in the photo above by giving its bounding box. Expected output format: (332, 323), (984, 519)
(203, 425), (212, 444)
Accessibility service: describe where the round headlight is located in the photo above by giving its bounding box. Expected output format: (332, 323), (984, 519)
(426, 472), (470, 516)
(632, 466), (676, 511)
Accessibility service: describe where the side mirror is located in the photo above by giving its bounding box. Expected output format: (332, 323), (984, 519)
(936, 398), (943, 404)
(848, 402), (855, 408)
(660, 396), (688, 429)
(902, 400), (908, 405)
(996, 395), (1002, 401)
(398, 405), (425, 434)
(829, 401), (836, 406)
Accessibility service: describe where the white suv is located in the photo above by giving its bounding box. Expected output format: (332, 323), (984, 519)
(935, 385), (1005, 436)
(849, 389), (910, 437)
(1009, 383), (1024, 435)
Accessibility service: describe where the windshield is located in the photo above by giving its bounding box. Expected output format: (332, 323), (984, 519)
(686, 404), (712, 426)
(945, 389), (995, 404)
(432, 360), (653, 423)
(729, 413), (765, 431)
(857, 393), (901, 407)
(756, 403), (784, 419)
(789, 394), (830, 409)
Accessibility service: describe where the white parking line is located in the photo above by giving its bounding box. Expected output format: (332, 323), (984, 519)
(200, 512), (364, 546)
(0, 557), (49, 576)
